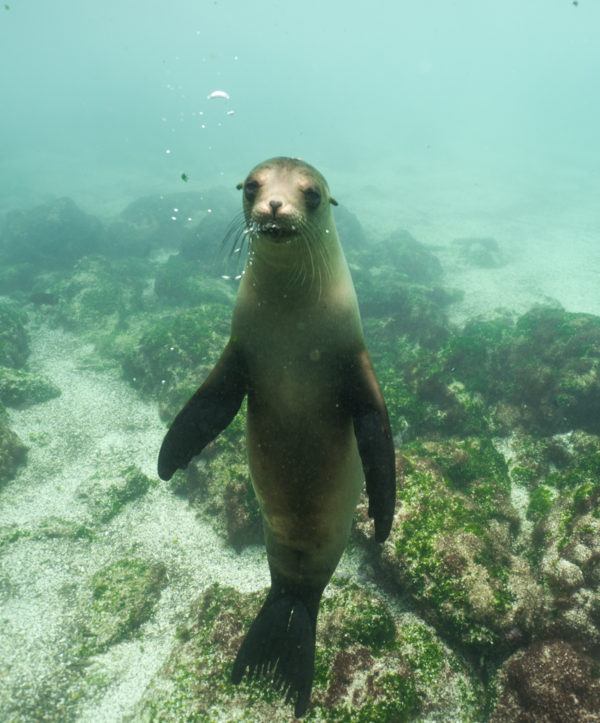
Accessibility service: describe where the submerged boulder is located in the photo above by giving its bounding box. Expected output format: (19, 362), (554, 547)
(75, 557), (167, 657)
(0, 301), (29, 369)
(356, 440), (544, 655)
(447, 306), (600, 435)
(490, 640), (600, 721)
(133, 580), (482, 721)
(0, 197), (105, 270)
(0, 412), (28, 485)
(0, 366), (60, 408)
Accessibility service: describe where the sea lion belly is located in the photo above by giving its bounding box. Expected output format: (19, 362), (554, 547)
(235, 296), (364, 585)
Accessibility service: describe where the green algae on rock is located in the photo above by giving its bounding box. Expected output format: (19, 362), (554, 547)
(0, 300), (29, 369)
(119, 304), (231, 399)
(76, 558), (167, 657)
(0, 517), (94, 552)
(355, 442), (544, 655)
(447, 306), (600, 435)
(154, 255), (235, 307)
(0, 365), (61, 408)
(133, 581), (482, 721)
(0, 413), (27, 484)
(1, 197), (105, 271)
(77, 465), (156, 524)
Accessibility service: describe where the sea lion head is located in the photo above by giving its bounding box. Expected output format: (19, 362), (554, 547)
(237, 157), (338, 245)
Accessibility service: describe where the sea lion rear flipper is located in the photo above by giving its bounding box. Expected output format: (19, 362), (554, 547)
(346, 349), (396, 542)
(157, 341), (247, 481)
(231, 577), (321, 718)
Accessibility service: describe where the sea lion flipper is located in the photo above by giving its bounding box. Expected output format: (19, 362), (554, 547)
(231, 579), (321, 718)
(157, 341), (247, 481)
(346, 350), (396, 542)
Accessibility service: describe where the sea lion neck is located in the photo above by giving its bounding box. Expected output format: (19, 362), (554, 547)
(241, 221), (346, 306)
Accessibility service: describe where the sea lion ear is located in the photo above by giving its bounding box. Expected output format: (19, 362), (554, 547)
(329, 197), (338, 206)
(236, 182), (243, 190)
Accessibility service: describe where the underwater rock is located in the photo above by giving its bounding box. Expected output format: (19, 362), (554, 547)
(510, 431), (600, 650)
(0, 517), (94, 552)
(75, 557), (167, 657)
(0, 412), (28, 485)
(0, 300), (29, 368)
(355, 441), (545, 655)
(179, 195), (240, 263)
(132, 580), (482, 721)
(77, 465), (156, 524)
(0, 365), (61, 408)
(0, 197), (105, 270)
(447, 306), (600, 435)
(356, 278), (460, 347)
(364, 319), (490, 439)
(154, 254), (235, 307)
(174, 406), (262, 552)
(47, 255), (150, 334)
(490, 640), (600, 721)
(119, 304), (231, 407)
(332, 204), (367, 250)
(120, 188), (237, 255)
(371, 229), (444, 283)
(452, 236), (506, 268)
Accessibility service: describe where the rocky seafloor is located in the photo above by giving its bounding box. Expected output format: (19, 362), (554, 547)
(1, 192), (599, 721)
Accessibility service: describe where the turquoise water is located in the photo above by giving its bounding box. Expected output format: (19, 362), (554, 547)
(1, 2), (600, 721)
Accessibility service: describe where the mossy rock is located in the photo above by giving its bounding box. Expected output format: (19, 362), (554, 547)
(154, 255), (235, 307)
(0, 300), (29, 368)
(77, 466), (156, 524)
(172, 405), (262, 551)
(76, 558), (167, 656)
(133, 580), (482, 721)
(357, 442), (544, 655)
(0, 417), (28, 484)
(0, 366), (61, 408)
(121, 189), (236, 256)
(365, 321), (491, 440)
(447, 306), (600, 435)
(1, 197), (105, 270)
(0, 517), (94, 552)
(490, 641), (600, 721)
(48, 255), (150, 335)
(118, 304), (231, 405)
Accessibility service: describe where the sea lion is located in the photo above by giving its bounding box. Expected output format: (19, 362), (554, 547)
(158, 157), (396, 717)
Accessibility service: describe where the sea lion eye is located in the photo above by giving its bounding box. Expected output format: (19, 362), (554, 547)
(244, 179), (260, 200)
(304, 187), (321, 209)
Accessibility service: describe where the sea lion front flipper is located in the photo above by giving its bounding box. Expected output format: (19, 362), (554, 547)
(345, 349), (396, 542)
(157, 341), (247, 481)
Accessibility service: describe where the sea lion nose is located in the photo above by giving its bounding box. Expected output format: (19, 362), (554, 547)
(269, 199), (283, 217)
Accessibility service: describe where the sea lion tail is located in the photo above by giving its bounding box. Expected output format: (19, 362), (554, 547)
(231, 582), (322, 718)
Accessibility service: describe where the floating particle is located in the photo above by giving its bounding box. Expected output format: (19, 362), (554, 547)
(221, 275), (231, 280)
(171, 216), (177, 221)
(173, 207), (179, 212)
(187, 217), (192, 221)
(235, 274), (242, 280)
(181, 173), (188, 182)
(226, 110), (236, 116)
(207, 89), (230, 100)
(165, 149), (171, 154)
